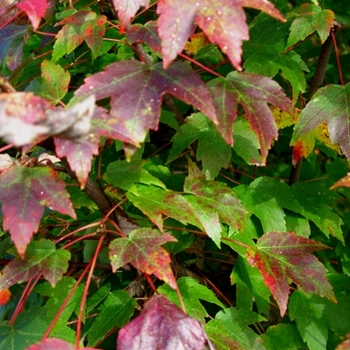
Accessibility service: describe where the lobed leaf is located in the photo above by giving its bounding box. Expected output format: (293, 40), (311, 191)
(112, 0), (150, 31)
(52, 10), (107, 62)
(0, 166), (75, 256)
(208, 72), (292, 163)
(16, 0), (48, 30)
(127, 21), (162, 54)
(38, 60), (70, 104)
(73, 60), (216, 151)
(109, 228), (177, 289)
(246, 231), (336, 316)
(292, 83), (350, 160)
(286, 3), (334, 47)
(117, 294), (210, 350)
(127, 179), (248, 247)
(0, 239), (70, 289)
(54, 133), (99, 188)
(157, 0), (284, 70)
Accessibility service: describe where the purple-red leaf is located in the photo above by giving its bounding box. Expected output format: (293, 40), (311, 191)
(246, 231), (336, 317)
(16, 0), (48, 30)
(112, 0), (150, 31)
(127, 21), (162, 54)
(117, 294), (209, 350)
(73, 61), (217, 148)
(26, 338), (99, 350)
(109, 228), (177, 289)
(208, 72), (292, 163)
(292, 83), (350, 160)
(54, 133), (99, 188)
(0, 239), (70, 289)
(0, 165), (75, 257)
(157, 0), (284, 69)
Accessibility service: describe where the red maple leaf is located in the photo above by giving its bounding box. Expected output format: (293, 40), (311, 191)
(117, 294), (210, 350)
(73, 60), (217, 149)
(16, 0), (48, 30)
(157, 0), (285, 69)
(246, 231), (336, 316)
(0, 165), (76, 257)
(208, 72), (292, 163)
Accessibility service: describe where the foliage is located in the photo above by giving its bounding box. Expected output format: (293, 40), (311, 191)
(0, 0), (350, 349)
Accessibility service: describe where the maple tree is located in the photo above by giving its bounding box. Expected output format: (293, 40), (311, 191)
(0, 0), (350, 349)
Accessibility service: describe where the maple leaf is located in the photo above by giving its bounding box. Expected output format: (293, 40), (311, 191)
(127, 21), (162, 54)
(246, 231), (336, 317)
(52, 10), (107, 62)
(26, 338), (98, 350)
(36, 60), (70, 104)
(109, 228), (177, 289)
(16, 0), (48, 30)
(292, 83), (350, 160)
(208, 72), (292, 163)
(54, 133), (99, 188)
(73, 60), (217, 149)
(0, 165), (76, 257)
(117, 294), (210, 350)
(286, 3), (335, 48)
(0, 239), (70, 289)
(127, 179), (247, 247)
(112, 0), (150, 31)
(157, 0), (285, 70)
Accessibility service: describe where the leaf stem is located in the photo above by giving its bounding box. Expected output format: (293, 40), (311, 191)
(41, 260), (92, 342)
(76, 233), (105, 349)
(179, 52), (222, 77)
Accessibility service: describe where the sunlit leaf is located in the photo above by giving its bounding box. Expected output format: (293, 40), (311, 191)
(157, 0), (285, 69)
(16, 0), (48, 30)
(73, 60), (217, 152)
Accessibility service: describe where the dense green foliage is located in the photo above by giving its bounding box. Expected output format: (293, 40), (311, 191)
(1, 0), (350, 349)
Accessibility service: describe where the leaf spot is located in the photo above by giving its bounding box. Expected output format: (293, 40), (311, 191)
(40, 191), (43, 195)
(207, 17), (211, 21)
(89, 86), (94, 90)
